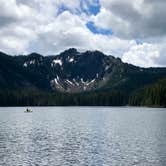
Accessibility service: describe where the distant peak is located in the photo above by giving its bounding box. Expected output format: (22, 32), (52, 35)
(61, 48), (78, 55)
(0, 51), (8, 56)
(85, 50), (104, 55)
(28, 52), (42, 57)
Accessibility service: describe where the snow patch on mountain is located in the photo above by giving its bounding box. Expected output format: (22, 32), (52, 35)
(23, 63), (28, 67)
(73, 79), (79, 86)
(86, 79), (95, 86)
(53, 59), (62, 66)
(66, 79), (74, 85)
(105, 66), (110, 71)
(30, 60), (35, 65)
(69, 58), (74, 63)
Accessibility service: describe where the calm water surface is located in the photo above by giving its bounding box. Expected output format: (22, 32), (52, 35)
(0, 107), (166, 166)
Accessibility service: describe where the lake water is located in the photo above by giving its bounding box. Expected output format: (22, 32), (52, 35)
(0, 107), (166, 166)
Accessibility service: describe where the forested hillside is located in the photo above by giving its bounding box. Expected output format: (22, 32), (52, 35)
(0, 79), (165, 106)
(0, 49), (166, 107)
(129, 79), (166, 107)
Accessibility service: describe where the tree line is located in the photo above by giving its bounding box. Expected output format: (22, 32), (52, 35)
(129, 79), (166, 107)
(0, 78), (165, 107)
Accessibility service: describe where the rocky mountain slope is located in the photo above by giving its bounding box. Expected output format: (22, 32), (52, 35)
(0, 48), (166, 93)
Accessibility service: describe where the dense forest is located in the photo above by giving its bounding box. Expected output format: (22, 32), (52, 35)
(0, 89), (127, 106)
(0, 78), (165, 107)
(129, 79), (166, 107)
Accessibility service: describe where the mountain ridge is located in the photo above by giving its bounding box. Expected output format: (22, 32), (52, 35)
(0, 48), (166, 94)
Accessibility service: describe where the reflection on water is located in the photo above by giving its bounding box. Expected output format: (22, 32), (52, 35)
(0, 107), (166, 166)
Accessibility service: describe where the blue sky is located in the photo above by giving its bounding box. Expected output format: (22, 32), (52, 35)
(57, 0), (113, 36)
(80, 0), (100, 15)
(57, 0), (112, 36)
(57, 0), (100, 16)
(0, 0), (166, 67)
(86, 21), (113, 35)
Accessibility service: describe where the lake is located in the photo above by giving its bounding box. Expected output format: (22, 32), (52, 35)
(0, 107), (166, 166)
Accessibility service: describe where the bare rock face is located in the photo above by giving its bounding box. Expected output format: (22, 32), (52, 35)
(48, 49), (125, 93)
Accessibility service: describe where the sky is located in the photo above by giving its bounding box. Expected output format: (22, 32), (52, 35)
(0, 0), (166, 67)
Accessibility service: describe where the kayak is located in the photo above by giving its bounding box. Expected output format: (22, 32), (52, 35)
(24, 109), (33, 113)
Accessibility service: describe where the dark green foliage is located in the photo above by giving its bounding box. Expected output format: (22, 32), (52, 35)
(129, 79), (166, 107)
(0, 79), (165, 107)
(0, 88), (127, 106)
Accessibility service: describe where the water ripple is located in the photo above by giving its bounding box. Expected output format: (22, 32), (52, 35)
(0, 107), (166, 166)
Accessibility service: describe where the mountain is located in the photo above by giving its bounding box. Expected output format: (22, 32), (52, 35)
(1, 48), (166, 93)
(0, 48), (166, 106)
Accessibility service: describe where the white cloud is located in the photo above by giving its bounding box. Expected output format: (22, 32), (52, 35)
(91, 8), (130, 38)
(30, 11), (134, 56)
(98, 0), (166, 39)
(91, 0), (166, 67)
(0, 0), (165, 67)
(122, 43), (162, 67)
(0, 0), (133, 57)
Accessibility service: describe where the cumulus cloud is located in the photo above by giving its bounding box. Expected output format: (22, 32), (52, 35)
(30, 11), (134, 55)
(122, 43), (159, 67)
(98, 0), (166, 39)
(122, 42), (166, 67)
(91, 0), (166, 67)
(0, 0), (132, 56)
(0, 0), (165, 67)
